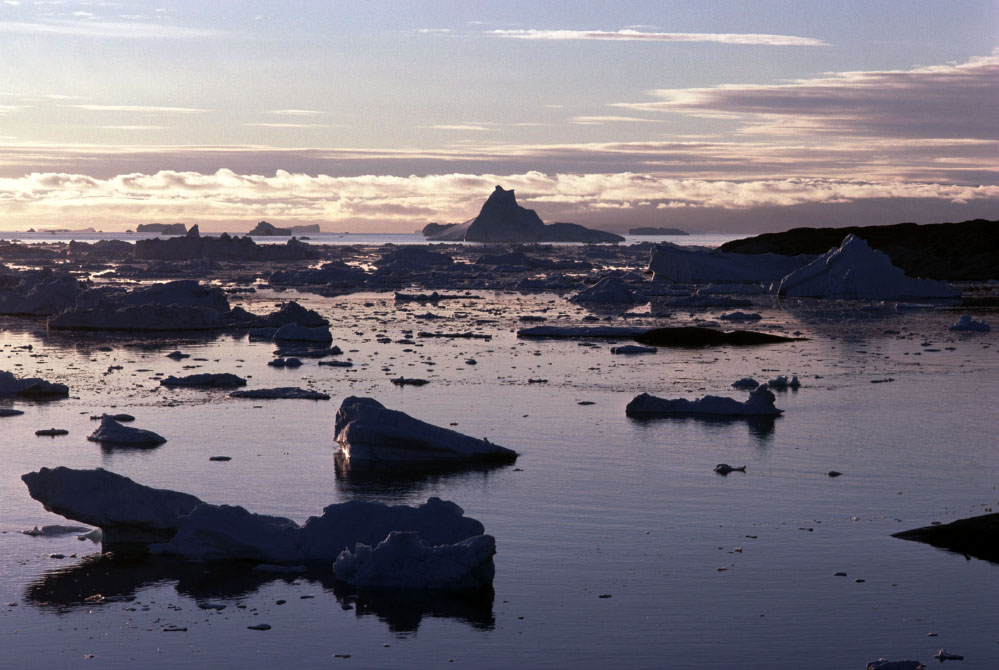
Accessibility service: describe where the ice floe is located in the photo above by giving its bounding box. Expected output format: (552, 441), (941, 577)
(335, 396), (517, 463)
(230, 387), (330, 400)
(160, 373), (247, 388)
(777, 235), (959, 300)
(626, 385), (783, 417)
(948, 315), (989, 332)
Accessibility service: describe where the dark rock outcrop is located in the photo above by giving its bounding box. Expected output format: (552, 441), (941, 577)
(135, 229), (316, 261)
(719, 219), (998, 281)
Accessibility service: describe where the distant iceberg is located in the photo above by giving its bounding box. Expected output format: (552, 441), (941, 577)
(626, 385), (783, 417)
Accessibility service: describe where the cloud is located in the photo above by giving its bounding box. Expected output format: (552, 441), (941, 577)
(98, 125), (167, 130)
(267, 109), (326, 116)
(613, 52), (999, 139)
(244, 123), (334, 128)
(424, 125), (497, 132)
(569, 115), (664, 125)
(71, 104), (211, 114)
(0, 169), (994, 231)
(0, 20), (216, 39)
(486, 29), (827, 47)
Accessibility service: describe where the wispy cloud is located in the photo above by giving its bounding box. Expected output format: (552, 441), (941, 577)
(98, 125), (167, 130)
(487, 29), (828, 47)
(569, 115), (664, 125)
(0, 20), (216, 40)
(424, 124), (497, 132)
(71, 104), (211, 114)
(267, 109), (326, 116)
(613, 52), (999, 139)
(244, 123), (333, 128)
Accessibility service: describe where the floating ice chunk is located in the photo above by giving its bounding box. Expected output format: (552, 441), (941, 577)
(333, 531), (496, 592)
(571, 278), (638, 303)
(160, 373), (247, 388)
(229, 387), (330, 400)
(634, 326), (800, 348)
(731, 377), (760, 389)
(713, 464), (746, 475)
(517, 325), (645, 339)
(948, 315), (989, 332)
(21, 524), (91, 537)
(335, 396), (517, 463)
(766, 375), (801, 390)
(718, 311), (762, 321)
(626, 385), (783, 417)
(866, 660), (926, 670)
(777, 235), (958, 300)
(610, 345), (657, 355)
(273, 323), (333, 343)
(0, 370), (69, 397)
(87, 415), (166, 447)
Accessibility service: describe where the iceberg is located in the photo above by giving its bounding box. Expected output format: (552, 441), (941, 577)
(0, 370), (69, 397)
(571, 278), (638, 303)
(160, 373), (247, 388)
(648, 242), (812, 283)
(948, 315), (989, 332)
(229, 387), (330, 400)
(777, 235), (959, 300)
(87, 415), (167, 447)
(626, 385), (783, 418)
(335, 396), (517, 463)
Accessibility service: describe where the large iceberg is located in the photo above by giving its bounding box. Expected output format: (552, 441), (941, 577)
(648, 242), (812, 283)
(626, 385), (783, 417)
(21, 467), (496, 590)
(335, 396), (518, 463)
(777, 235), (959, 299)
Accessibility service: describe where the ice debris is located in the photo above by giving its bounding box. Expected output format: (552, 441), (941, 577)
(626, 385), (783, 418)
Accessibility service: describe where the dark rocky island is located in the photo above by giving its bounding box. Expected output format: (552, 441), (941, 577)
(247, 221), (321, 236)
(425, 186), (624, 243)
(629, 227), (688, 236)
(136, 223), (188, 235)
(135, 225), (316, 261)
(719, 219), (998, 280)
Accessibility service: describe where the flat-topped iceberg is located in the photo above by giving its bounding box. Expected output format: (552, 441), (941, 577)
(160, 373), (247, 388)
(335, 396), (517, 463)
(626, 385), (783, 418)
(777, 234), (959, 300)
(648, 242), (812, 283)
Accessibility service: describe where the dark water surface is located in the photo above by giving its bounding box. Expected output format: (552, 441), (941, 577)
(1, 290), (996, 669)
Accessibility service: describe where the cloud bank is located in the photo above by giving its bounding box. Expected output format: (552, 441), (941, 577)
(486, 29), (828, 47)
(1, 169), (994, 231)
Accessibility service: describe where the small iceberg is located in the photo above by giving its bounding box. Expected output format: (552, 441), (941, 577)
(0, 370), (69, 397)
(230, 387), (330, 400)
(731, 377), (760, 389)
(948, 315), (989, 332)
(335, 396), (518, 463)
(610, 345), (657, 355)
(626, 385), (783, 418)
(87, 415), (166, 447)
(766, 375), (801, 390)
(160, 373), (247, 388)
(571, 278), (638, 304)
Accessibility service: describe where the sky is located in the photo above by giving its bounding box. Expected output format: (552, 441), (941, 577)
(0, 0), (996, 233)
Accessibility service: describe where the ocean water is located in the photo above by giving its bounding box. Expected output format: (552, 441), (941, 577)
(0, 230), (741, 248)
(0, 288), (996, 669)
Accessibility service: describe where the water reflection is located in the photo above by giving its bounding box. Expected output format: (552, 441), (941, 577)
(25, 554), (495, 633)
(628, 413), (778, 441)
(333, 452), (514, 501)
(34, 328), (243, 354)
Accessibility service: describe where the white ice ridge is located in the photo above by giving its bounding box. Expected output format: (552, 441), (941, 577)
(777, 234), (958, 300)
(335, 396), (518, 463)
(648, 242), (812, 283)
(626, 385), (783, 417)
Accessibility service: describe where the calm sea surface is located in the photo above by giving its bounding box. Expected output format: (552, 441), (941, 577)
(0, 287), (996, 669)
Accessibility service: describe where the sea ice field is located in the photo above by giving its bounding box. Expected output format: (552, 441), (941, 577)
(1, 261), (997, 668)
